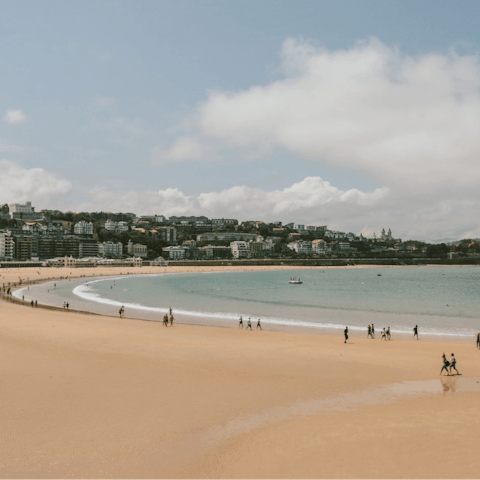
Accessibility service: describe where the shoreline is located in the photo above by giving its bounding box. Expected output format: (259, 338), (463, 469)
(3, 265), (480, 344)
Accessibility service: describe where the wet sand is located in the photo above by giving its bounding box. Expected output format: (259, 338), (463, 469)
(1, 266), (480, 478)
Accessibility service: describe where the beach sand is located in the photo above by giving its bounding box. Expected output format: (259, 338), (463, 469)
(1, 266), (480, 478)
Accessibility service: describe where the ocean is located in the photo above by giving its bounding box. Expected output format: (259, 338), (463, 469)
(15, 266), (480, 340)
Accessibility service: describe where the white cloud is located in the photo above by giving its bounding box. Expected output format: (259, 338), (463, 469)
(155, 38), (480, 189)
(74, 176), (387, 227)
(0, 161), (72, 206)
(3, 109), (27, 124)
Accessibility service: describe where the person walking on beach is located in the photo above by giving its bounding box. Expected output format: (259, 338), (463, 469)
(246, 318), (252, 330)
(344, 326), (349, 343)
(119, 306), (124, 318)
(256, 319), (262, 330)
(30, 300), (34, 308)
(440, 353), (450, 375)
(413, 325), (419, 340)
(367, 324), (372, 338)
(476, 333), (480, 349)
(238, 316), (243, 329)
(381, 328), (386, 340)
(169, 314), (174, 326)
(163, 314), (168, 326)
(371, 324), (375, 338)
(386, 326), (391, 340)
(449, 353), (460, 375)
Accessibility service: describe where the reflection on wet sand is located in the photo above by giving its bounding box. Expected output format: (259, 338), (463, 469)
(149, 377), (480, 467)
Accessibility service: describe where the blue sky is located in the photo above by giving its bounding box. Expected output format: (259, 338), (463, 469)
(2, 0), (480, 240)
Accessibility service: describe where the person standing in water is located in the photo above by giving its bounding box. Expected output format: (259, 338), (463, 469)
(440, 353), (450, 375)
(256, 319), (262, 330)
(344, 326), (349, 343)
(246, 318), (252, 330)
(238, 316), (243, 329)
(413, 325), (419, 340)
(449, 353), (460, 375)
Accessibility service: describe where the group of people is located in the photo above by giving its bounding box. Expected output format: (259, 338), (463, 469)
(163, 307), (174, 326)
(344, 324), (421, 344)
(440, 353), (460, 375)
(365, 323), (393, 340)
(238, 316), (262, 330)
(62, 302), (69, 310)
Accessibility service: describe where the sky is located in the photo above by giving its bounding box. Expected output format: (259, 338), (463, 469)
(1, 0), (480, 241)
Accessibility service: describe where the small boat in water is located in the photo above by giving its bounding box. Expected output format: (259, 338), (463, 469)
(289, 277), (303, 284)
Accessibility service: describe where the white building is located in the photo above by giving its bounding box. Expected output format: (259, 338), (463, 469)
(0, 231), (14, 259)
(162, 246), (186, 260)
(105, 220), (129, 233)
(98, 241), (123, 257)
(9, 201), (34, 217)
(74, 221), (94, 235)
(127, 241), (147, 258)
(230, 241), (250, 259)
(287, 240), (312, 254)
(312, 239), (327, 253)
(9, 201), (43, 220)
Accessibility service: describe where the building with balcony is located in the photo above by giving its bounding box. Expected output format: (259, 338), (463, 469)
(0, 231), (14, 259)
(287, 240), (312, 254)
(230, 241), (250, 259)
(162, 246), (187, 260)
(98, 242), (123, 257)
(74, 221), (94, 235)
(104, 220), (129, 233)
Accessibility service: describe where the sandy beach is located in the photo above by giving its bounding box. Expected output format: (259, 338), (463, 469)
(1, 266), (480, 478)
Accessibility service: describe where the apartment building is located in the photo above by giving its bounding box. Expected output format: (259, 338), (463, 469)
(104, 220), (129, 233)
(74, 221), (94, 235)
(79, 239), (99, 258)
(156, 226), (176, 243)
(287, 240), (312, 254)
(230, 241), (250, 259)
(312, 239), (327, 253)
(162, 246), (186, 260)
(0, 231), (14, 259)
(127, 240), (147, 258)
(98, 241), (123, 257)
(9, 201), (43, 221)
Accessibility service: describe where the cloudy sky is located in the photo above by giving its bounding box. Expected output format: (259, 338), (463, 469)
(1, 0), (480, 241)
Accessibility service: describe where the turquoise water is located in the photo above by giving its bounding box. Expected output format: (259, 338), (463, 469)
(16, 266), (480, 339)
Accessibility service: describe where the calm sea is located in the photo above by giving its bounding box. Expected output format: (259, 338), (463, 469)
(16, 267), (480, 339)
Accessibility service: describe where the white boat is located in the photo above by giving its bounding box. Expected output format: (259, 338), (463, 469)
(288, 277), (303, 284)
